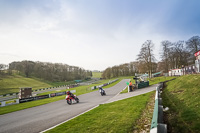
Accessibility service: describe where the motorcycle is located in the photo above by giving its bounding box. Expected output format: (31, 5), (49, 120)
(99, 87), (106, 96)
(66, 94), (79, 105)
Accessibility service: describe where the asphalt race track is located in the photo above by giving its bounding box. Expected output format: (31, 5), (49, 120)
(0, 79), (129, 133)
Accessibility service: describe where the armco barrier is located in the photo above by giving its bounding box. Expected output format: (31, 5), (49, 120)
(1, 90), (70, 106)
(150, 83), (167, 133)
(0, 99), (19, 107)
(19, 97), (35, 103)
(91, 79), (119, 90)
(35, 95), (50, 100)
(0, 83), (78, 101)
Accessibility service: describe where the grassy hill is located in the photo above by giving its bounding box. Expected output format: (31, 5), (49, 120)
(92, 72), (102, 78)
(0, 75), (52, 95)
(162, 74), (200, 133)
(0, 74), (74, 95)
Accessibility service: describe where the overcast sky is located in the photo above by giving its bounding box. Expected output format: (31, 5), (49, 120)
(0, 0), (200, 71)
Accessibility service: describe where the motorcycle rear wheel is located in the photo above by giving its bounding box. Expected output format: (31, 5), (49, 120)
(76, 97), (79, 103)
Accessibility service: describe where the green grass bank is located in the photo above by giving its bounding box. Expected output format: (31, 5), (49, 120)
(0, 75), (77, 95)
(121, 76), (175, 94)
(162, 74), (200, 133)
(0, 71), (101, 95)
(92, 72), (102, 78)
(46, 91), (155, 133)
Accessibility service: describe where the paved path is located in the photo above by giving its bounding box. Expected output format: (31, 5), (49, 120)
(105, 84), (158, 103)
(0, 79), (129, 133)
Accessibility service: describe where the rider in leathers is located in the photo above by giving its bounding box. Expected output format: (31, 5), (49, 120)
(66, 91), (75, 99)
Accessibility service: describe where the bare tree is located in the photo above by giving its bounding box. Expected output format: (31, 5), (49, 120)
(173, 41), (190, 68)
(22, 60), (35, 77)
(0, 64), (7, 76)
(186, 36), (200, 63)
(0, 64), (6, 70)
(160, 40), (172, 73)
(137, 40), (156, 77)
(102, 67), (112, 79)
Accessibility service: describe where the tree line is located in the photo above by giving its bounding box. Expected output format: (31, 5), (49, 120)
(102, 36), (200, 79)
(8, 61), (92, 81)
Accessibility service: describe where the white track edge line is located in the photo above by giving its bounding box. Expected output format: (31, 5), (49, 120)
(40, 79), (129, 132)
(104, 81), (129, 104)
(40, 105), (99, 133)
(107, 89), (156, 103)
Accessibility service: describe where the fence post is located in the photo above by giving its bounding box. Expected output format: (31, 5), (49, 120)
(128, 86), (130, 93)
(16, 99), (19, 104)
(1, 101), (6, 107)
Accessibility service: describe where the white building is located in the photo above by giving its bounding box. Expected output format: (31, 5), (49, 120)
(194, 50), (200, 73)
(169, 69), (183, 76)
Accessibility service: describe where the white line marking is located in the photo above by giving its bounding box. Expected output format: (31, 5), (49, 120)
(40, 79), (129, 132)
(40, 105), (99, 133)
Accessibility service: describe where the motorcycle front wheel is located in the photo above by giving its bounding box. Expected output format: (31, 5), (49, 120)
(67, 99), (72, 105)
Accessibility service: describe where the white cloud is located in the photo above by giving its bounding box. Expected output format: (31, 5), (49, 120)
(0, 0), (199, 71)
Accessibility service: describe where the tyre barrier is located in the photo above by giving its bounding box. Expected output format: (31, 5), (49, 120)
(150, 83), (167, 133)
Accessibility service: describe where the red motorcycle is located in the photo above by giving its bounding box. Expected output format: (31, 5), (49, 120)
(66, 91), (79, 105)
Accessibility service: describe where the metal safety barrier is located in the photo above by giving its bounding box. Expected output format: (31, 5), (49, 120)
(150, 83), (167, 133)
(91, 79), (119, 90)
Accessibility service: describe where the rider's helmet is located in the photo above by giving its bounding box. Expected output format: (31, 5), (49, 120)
(66, 91), (70, 95)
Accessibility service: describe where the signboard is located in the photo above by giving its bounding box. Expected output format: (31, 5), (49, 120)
(55, 92), (66, 96)
(19, 97), (35, 103)
(103, 83), (108, 86)
(35, 95), (49, 100)
(70, 90), (76, 93)
(50, 93), (56, 97)
(194, 50), (200, 57)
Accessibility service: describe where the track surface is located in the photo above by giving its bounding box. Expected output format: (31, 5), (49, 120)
(0, 79), (129, 133)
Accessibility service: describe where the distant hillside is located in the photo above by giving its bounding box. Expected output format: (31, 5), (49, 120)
(92, 72), (102, 78)
(162, 74), (200, 133)
(0, 75), (53, 95)
(9, 60), (92, 81)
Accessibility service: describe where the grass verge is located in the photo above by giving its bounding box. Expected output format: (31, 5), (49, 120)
(121, 76), (176, 94)
(148, 76), (175, 86)
(92, 72), (102, 78)
(162, 74), (200, 133)
(46, 91), (155, 133)
(133, 91), (155, 132)
(0, 95), (66, 115)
